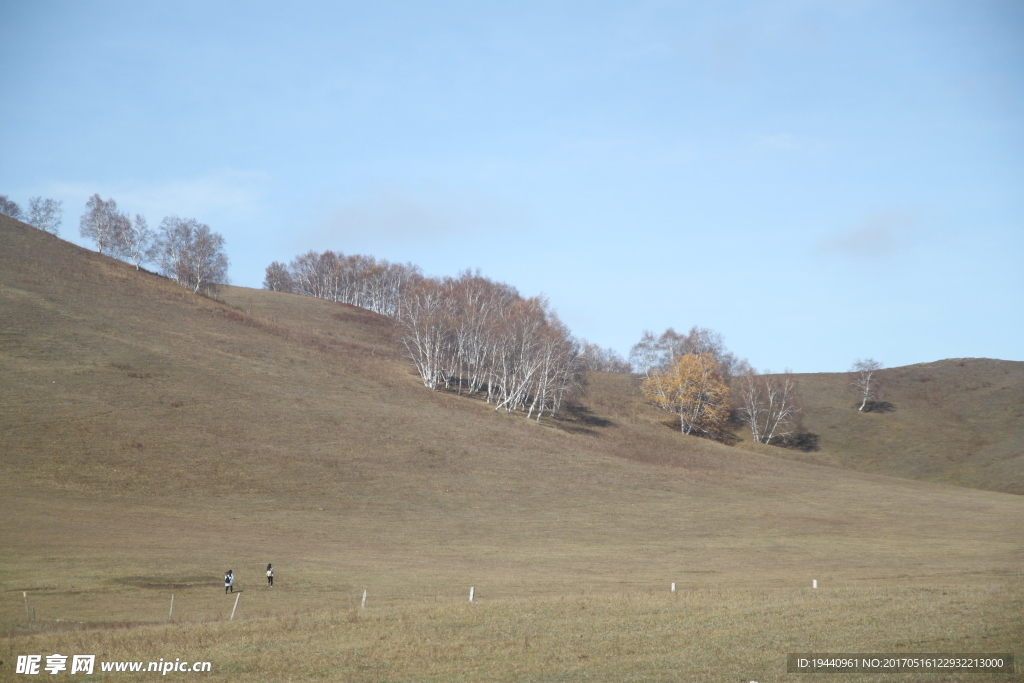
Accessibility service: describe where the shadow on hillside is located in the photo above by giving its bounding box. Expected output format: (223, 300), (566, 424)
(777, 432), (821, 452)
(861, 400), (896, 413)
(658, 419), (740, 446)
(556, 403), (615, 435)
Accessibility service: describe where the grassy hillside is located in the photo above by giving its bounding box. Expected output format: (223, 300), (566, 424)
(723, 361), (1024, 495)
(2, 215), (1022, 681)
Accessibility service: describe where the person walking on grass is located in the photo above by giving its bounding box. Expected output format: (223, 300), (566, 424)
(266, 564), (274, 587)
(225, 569), (234, 594)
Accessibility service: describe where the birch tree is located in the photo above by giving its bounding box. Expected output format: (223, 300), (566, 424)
(491, 297), (547, 413)
(183, 222), (229, 293)
(629, 326), (736, 378)
(265, 252), (584, 418)
(288, 250), (331, 299)
(396, 278), (453, 389)
(627, 330), (662, 377)
(736, 365), (801, 444)
(641, 353), (730, 438)
(849, 358), (884, 412)
(80, 194), (127, 256)
(153, 216), (228, 293)
(449, 272), (518, 396)
(579, 340), (631, 373)
(276, 250), (419, 316)
(527, 316), (583, 421)
(0, 195), (23, 220)
(115, 214), (154, 269)
(27, 197), (63, 235)
(394, 271), (583, 417)
(263, 261), (294, 292)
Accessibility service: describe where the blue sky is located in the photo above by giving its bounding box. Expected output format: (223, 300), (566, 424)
(2, 1), (1021, 372)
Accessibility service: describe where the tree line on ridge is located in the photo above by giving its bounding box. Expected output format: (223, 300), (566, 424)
(264, 254), (585, 422)
(263, 252), (885, 444)
(3, 188), (884, 446)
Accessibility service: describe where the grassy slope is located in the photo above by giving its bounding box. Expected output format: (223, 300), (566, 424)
(736, 362), (1024, 495)
(2, 216), (1022, 681)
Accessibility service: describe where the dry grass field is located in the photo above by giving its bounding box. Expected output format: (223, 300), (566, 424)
(6, 585), (1021, 682)
(1, 215), (1022, 681)
(748, 361), (1024, 496)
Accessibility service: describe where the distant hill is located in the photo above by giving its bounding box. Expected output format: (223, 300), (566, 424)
(2, 212), (1019, 503)
(723, 361), (1024, 495)
(2, 212), (1021, 611)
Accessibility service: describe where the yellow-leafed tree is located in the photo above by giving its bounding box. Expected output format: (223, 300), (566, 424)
(641, 353), (730, 439)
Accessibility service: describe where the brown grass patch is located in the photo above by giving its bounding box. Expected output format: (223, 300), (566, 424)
(1, 215), (1022, 681)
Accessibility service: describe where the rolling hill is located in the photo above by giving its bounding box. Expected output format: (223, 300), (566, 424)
(769, 359), (1024, 495)
(1, 214), (1021, 681)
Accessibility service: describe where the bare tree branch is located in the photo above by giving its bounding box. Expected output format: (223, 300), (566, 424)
(736, 365), (802, 444)
(153, 216), (229, 293)
(27, 197), (63, 235)
(0, 195), (24, 221)
(80, 194), (127, 256)
(849, 358), (884, 412)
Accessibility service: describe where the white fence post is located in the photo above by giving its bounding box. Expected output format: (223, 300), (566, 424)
(361, 589), (367, 610)
(169, 594), (174, 620)
(469, 587), (475, 603)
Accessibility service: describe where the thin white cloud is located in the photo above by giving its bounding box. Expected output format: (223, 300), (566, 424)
(51, 169), (266, 225)
(311, 184), (530, 245)
(758, 133), (798, 150)
(568, 138), (630, 151)
(820, 211), (917, 258)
